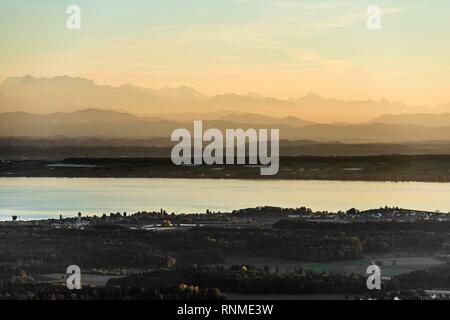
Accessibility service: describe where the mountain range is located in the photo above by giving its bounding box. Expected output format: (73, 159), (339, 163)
(3, 108), (450, 143)
(2, 75), (450, 142)
(2, 75), (448, 123)
(369, 113), (450, 127)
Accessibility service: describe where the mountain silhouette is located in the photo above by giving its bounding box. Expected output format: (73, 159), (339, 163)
(1, 75), (444, 123)
(2, 108), (450, 143)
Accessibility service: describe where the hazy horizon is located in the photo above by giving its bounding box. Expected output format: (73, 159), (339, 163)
(2, 74), (450, 125)
(1, 74), (446, 108)
(1, 0), (450, 108)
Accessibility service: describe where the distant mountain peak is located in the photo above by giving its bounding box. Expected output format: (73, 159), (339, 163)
(1, 75), (96, 88)
(1, 76), (28, 88)
(302, 92), (324, 100)
(71, 108), (124, 115)
(1, 75), (447, 123)
(157, 85), (205, 99)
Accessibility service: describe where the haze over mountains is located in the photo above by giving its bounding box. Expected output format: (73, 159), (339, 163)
(2, 76), (450, 143)
(2, 76), (448, 123)
(370, 113), (450, 127)
(3, 108), (450, 143)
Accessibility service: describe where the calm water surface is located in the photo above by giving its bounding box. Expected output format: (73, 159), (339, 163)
(0, 178), (449, 220)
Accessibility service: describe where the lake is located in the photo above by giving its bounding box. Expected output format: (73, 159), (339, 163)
(1, 178), (450, 220)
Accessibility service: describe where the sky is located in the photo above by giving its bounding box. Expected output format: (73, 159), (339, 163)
(1, 0), (449, 106)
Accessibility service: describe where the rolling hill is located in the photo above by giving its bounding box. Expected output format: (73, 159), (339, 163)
(370, 113), (450, 127)
(2, 108), (450, 143)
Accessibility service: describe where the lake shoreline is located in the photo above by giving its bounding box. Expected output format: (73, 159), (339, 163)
(2, 177), (450, 221)
(3, 155), (450, 183)
(3, 175), (450, 183)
